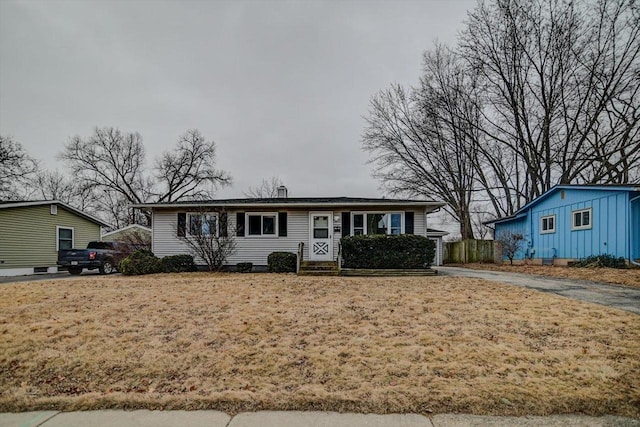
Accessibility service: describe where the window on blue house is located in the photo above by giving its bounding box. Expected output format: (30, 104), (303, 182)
(540, 215), (556, 234)
(572, 208), (592, 230)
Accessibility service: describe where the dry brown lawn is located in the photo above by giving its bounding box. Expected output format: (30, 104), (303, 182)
(453, 263), (640, 288)
(1, 273), (639, 417)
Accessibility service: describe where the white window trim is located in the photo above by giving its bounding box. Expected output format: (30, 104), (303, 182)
(571, 208), (593, 231)
(540, 214), (556, 234)
(186, 212), (219, 237)
(350, 212), (404, 236)
(245, 212), (278, 238)
(56, 226), (75, 251)
(50, 204), (58, 215)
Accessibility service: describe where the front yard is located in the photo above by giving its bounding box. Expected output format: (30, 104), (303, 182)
(452, 263), (640, 288)
(1, 273), (639, 417)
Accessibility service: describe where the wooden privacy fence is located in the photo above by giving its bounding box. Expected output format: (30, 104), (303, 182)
(444, 239), (501, 264)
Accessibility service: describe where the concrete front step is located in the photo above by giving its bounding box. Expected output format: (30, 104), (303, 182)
(298, 270), (339, 276)
(301, 261), (337, 267)
(299, 261), (339, 276)
(300, 266), (338, 271)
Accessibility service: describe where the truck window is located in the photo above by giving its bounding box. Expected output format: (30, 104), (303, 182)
(87, 241), (113, 250)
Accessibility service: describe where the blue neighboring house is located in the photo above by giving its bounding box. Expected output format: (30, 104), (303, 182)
(489, 184), (640, 265)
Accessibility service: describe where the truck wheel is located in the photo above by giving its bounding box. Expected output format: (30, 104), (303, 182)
(100, 260), (115, 275)
(68, 267), (82, 275)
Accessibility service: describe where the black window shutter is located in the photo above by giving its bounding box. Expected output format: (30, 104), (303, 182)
(177, 212), (186, 237)
(236, 212), (245, 237)
(219, 212), (228, 237)
(278, 212), (287, 237)
(405, 211), (414, 234)
(342, 212), (351, 237)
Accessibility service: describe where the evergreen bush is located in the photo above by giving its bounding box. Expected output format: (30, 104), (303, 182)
(118, 249), (162, 275)
(161, 254), (196, 273)
(341, 234), (435, 269)
(236, 262), (253, 273)
(267, 252), (297, 273)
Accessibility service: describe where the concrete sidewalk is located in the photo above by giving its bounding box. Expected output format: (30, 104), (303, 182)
(2, 410), (639, 427)
(436, 266), (640, 315)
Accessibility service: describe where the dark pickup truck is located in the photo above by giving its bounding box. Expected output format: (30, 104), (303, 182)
(57, 241), (132, 275)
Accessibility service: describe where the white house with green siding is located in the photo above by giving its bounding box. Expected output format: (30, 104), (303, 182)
(0, 200), (110, 276)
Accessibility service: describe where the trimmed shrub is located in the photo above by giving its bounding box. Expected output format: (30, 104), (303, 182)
(118, 249), (162, 275)
(161, 255), (196, 273)
(236, 262), (253, 273)
(267, 252), (297, 273)
(341, 234), (436, 269)
(571, 254), (627, 269)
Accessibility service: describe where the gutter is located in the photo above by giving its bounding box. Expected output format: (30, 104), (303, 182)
(630, 195), (640, 267)
(132, 201), (445, 210)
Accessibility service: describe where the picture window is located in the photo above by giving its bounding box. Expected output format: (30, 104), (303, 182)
(351, 212), (403, 235)
(187, 213), (218, 236)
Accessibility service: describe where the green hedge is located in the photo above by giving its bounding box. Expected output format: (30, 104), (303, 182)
(118, 249), (162, 275)
(236, 262), (253, 273)
(161, 255), (196, 273)
(571, 254), (627, 269)
(267, 252), (297, 273)
(341, 234), (435, 269)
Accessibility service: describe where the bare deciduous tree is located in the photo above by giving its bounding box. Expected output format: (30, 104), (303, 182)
(61, 127), (231, 227)
(155, 129), (231, 202)
(178, 210), (236, 271)
(461, 0), (640, 210)
(497, 230), (524, 265)
(364, 0), (640, 237)
(363, 46), (482, 239)
(244, 176), (284, 198)
(30, 169), (97, 212)
(0, 135), (38, 200)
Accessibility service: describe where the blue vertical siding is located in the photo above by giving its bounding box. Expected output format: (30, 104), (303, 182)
(631, 193), (640, 261)
(495, 188), (634, 261)
(494, 216), (528, 260)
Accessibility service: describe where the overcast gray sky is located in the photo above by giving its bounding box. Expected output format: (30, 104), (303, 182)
(0, 0), (475, 200)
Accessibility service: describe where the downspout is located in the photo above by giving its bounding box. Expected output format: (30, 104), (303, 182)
(630, 195), (640, 267)
(528, 208), (534, 260)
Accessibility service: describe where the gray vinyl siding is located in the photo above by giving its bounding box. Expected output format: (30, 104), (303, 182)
(153, 209), (307, 266)
(0, 205), (101, 269)
(152, 207), (428, 266)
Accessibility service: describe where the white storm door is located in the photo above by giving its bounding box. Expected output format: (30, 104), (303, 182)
(309, 212), (333, 261)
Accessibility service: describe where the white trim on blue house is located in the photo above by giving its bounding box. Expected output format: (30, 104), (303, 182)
(571, 208), (592, 231)
(540, 214), (556, 234)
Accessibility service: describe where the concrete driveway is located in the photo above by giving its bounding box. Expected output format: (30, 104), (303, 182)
(0, 270), (116, 285)
(436, 266), (640, 315)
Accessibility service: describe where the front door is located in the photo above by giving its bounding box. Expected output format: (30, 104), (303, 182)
(309, 212), (333, 261)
